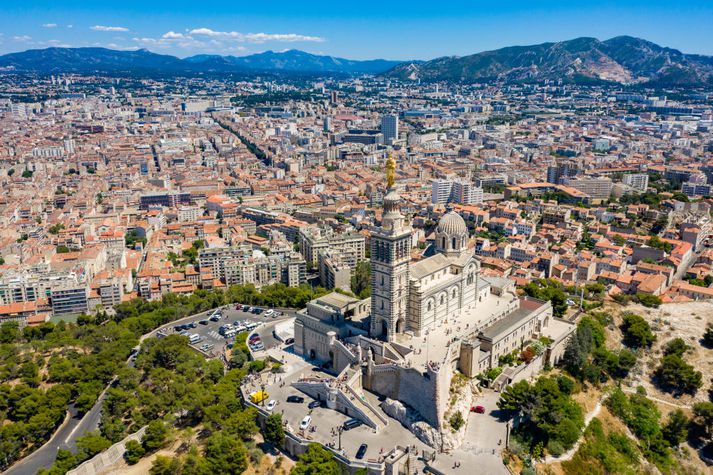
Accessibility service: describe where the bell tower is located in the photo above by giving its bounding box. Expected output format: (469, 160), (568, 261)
(370, 184), (412, 341)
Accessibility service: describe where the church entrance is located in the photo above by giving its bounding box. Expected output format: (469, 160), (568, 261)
(381, 320), (389, 339)
(396, 318), (405, 334)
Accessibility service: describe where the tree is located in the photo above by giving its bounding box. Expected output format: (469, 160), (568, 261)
(124, 439), (145, 464)
(350, 261), (371, 299)
(703, 323), (713, 348)
(22, 170), (33, 178)
(662, 410), (688, 447)
(635, 293), (662, 308)
(0, 322), (19, 344)
(654, 354), (702, 396)
(203, 432), (248, 474)
(150, 455), (182, 475)
(75, 431), (111, 462)
(498, 380), (531, 412)
(449, 411), (465, 431)
(56, 245), (71, 254)
(691, 402), (713, 438)
(620, 312), (655, 348)
(264, 413), (285, 446)
(663, 338), (689, 357)
(142, 420), (168, 452)
(291, 443), (340, 475)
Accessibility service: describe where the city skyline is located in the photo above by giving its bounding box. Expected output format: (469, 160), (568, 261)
(1, 0), (713, 59)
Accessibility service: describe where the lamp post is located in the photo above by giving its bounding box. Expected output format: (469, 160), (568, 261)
(505, 420), (511, 449)
(337, 425), (344, 451)
(261, 383), (266, 407)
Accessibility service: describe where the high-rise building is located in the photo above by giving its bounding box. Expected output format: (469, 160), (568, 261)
(381, 114), (399, 144)
(432, 179), (483, 205)
(546, 161), (581, 184)
(452, 181), (484, 205)
(622, 174), (649, 192)
(431, 179), (453, 205)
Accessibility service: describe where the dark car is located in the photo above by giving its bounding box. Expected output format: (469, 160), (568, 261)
(308, 400), (322, 409)
(342, 418), (362, 431)
(286, 395), (304, 403)
(199, 319), (209, 325)
(356, 443), (368, 460)
(284, 337), (295, 345)
(188, 322), (197, 328)
(243, 305), (250, 312)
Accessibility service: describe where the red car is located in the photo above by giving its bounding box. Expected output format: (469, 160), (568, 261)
(470, 405), (485, 414)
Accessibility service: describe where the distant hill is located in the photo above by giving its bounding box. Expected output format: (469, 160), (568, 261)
(384, 36), (713, 86)
(0, 47), (405, 75)
(185, 49), (404, 74)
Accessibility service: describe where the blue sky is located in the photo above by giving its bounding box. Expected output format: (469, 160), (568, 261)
(1, 0), (712, 59)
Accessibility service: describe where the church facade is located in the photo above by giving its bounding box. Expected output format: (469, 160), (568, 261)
(370, 190), (490, 340)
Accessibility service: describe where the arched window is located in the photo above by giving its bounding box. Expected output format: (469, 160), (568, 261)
(452, 289), (456, 298)
(441, 237), (446, 249)
(427, 301), (432, 311)
(381, 275), (385, 285)
(440, 295), (444, 305)
(452, 237), (457, 249)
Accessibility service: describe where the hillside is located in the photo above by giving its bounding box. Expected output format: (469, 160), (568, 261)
(384, 36), (713, 86)
(0, 47), (404, 75)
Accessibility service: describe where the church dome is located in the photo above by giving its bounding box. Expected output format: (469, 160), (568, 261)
(437, 211), (467, 237)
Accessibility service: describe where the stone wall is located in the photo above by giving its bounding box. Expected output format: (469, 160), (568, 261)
(66, 426), (147, 475)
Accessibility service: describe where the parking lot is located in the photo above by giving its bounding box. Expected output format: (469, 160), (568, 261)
(155, 304), (294, 357)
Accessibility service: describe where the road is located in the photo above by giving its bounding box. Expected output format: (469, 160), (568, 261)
(4, 392), (108, 475)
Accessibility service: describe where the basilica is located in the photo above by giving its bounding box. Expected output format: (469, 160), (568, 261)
(370, 188), (490, 340)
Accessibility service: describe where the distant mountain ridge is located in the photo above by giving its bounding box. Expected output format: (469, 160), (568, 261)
(384, 36), (713, 86)
(0, 47), (406, 75)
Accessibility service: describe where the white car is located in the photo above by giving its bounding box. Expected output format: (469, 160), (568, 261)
(299, 415), (312, 431)
(266, 400), (277, 412)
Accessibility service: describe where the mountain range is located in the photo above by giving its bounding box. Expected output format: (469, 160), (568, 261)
(0, 47), (405, 75)
(1, 36), (712, 86)
(385, 36), (713, 86)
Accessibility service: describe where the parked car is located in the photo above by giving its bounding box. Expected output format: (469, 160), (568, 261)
(264, 309), (274, 317)
(199, 319), (209, 325)
(342, 418), (362, 431)
(308, 400), (322, 409)
(286, 395), (304, 403)
(471, 405), (485, 414)
(356, 443), (368, 459)
(299, 416), (311, 430)
(266, 400), (277, 412)
(284, 337), (295, 345)
(188, 322), (197, 328)
(243, 305), (251, 312)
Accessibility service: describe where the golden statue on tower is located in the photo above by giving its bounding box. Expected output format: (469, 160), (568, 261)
(385, 154), (396, 189)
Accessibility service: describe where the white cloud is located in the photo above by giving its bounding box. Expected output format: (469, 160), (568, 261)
(91, 25), (129, 32)
(189, 27), (324, 43)
(12, 35), (32, 42)
(162, 31), (189, 40)
(245, 33), (324, 43)
(42, 23), (58, 28)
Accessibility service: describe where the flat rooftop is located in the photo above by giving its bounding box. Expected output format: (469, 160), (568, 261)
(394, 292), (519, 369)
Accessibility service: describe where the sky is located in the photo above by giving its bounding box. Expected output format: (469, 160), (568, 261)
(0, 0), (712, 60)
